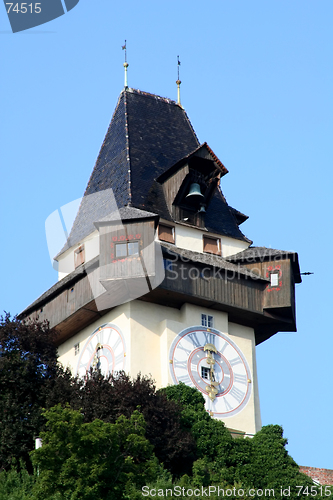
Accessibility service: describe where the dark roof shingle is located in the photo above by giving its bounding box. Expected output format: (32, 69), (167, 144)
(60, 87), (250, 256)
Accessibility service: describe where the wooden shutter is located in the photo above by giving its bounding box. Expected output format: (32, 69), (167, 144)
(158, 224), (175, 244)
(74, 245), (85, 268)
(203, 236), (221, 256)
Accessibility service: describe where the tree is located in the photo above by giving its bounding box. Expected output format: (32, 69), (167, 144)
(159, 382), (210, 431)
(31, 405), (159, 500)
(249, 425), (314, 494)
(0, 314), (75, 472)
(161, 384), (315, 498)
(70, 371), (197, 476)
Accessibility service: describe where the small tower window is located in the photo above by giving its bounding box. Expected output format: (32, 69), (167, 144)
(74, 245), (85, 268)
(158, 224), (175, 244)
(115, 241), (139, 258)
(203, 236), (221, 256)
(201, 366), (210, 380)
(74, 343), (80, 356)
(270, 272), (279, 287)
(201, 314), (214, 328)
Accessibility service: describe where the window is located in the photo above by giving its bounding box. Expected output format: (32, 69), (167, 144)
(74, 245), (85, 268)
(201, 366), (210, 380)
(115, 241), (139, 258)
(201, 314), (214, 328)
(74, 343), (80, 356)
(270, 272), (279, 287)
(158, 224), (175, 244)
(203, 236), (221, 256)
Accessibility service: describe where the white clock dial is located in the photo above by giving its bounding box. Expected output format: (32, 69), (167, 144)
(169, 326), (252, 418)
(76, 323), (126, 377)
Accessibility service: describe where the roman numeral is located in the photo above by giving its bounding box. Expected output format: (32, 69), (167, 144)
(112, 336), (122, 351)
(219, 340), (228, 354)
(178, 374), (192, 385)
(224, 398), (233, 412)
(203, 332), (214, 344)
(174, 360), (187, 370)
(229, 386), (245, 403)
(229, 356), (242, 367)
(177, 344), (192, 356)
(233, 373), (247, 384)
(188, 333), (201, 347)
(114, 352), (124, 366)
(105, 329), (112, 345)
(86, 342), (95, 355)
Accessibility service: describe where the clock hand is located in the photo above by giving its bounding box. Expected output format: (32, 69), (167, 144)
(92, 343), (103, 369)
(204, 343), (219, 401)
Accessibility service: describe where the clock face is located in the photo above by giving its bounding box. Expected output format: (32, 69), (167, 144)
(169, 326), (252, 418)
(76, 323), (126, 377)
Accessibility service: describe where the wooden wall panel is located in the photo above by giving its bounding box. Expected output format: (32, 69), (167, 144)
(241, 259), (292, 309)
(99, 220), (155, 280)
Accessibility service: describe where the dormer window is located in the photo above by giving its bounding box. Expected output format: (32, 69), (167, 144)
(115, 241), (139, 258)
(74, 245), (85, 268)
(270, 272), (279, 287)
(158, 224), (175, 244)
(203, 236), (221, 256)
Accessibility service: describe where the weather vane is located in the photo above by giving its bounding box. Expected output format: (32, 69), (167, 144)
(176, 55), (181, 106)
(122, 40), (129, 88)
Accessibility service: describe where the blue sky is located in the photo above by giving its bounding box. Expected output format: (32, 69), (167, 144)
(1, 0), (332, 470)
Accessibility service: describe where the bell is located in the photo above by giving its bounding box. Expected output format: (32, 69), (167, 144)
(186, 183), (204, 202)
(198, 204), (206, 213)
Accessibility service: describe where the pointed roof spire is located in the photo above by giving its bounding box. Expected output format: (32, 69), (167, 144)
(176, 55), (181, 106)
(122, 40), (129, 88)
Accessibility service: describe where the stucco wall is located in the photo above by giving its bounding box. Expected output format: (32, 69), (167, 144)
(57, 300), (261, 436)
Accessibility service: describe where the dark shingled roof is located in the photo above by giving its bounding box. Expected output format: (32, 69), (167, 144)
(96, 206), (158, 224)
(161, 243), (268, 281)
(227, 246), (296, 261)
(229, 206), (249, 225)
(226, 246), (301, 283)
(60, 87), (250, 256)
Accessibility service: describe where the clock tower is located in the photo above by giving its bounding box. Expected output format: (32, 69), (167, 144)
(20, 87), (301, 437)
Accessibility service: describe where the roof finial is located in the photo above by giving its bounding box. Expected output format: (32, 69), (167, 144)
(122, 40), (129, 89)
(176, 55), (181, 106)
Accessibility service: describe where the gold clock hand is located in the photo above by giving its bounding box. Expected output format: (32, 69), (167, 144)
(204, 343), (219, 401)
(92, 343), (103, 368)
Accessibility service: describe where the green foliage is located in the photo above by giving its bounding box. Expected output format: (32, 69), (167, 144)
(249, 425), (314, 495)
(0, 319), (322, 499)
(159, 382), (209, 431)
(162, 384), (316, 498)
(72, 372), (197, 476)
(0, 467), (36, 500)
(31, 404), (159, 500)
(0, 314), (73, 472)
(0, 316), (196, 477)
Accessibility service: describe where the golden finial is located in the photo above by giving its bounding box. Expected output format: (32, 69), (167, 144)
(122, 40), (129, 88)
(176, 55), (181, 105)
